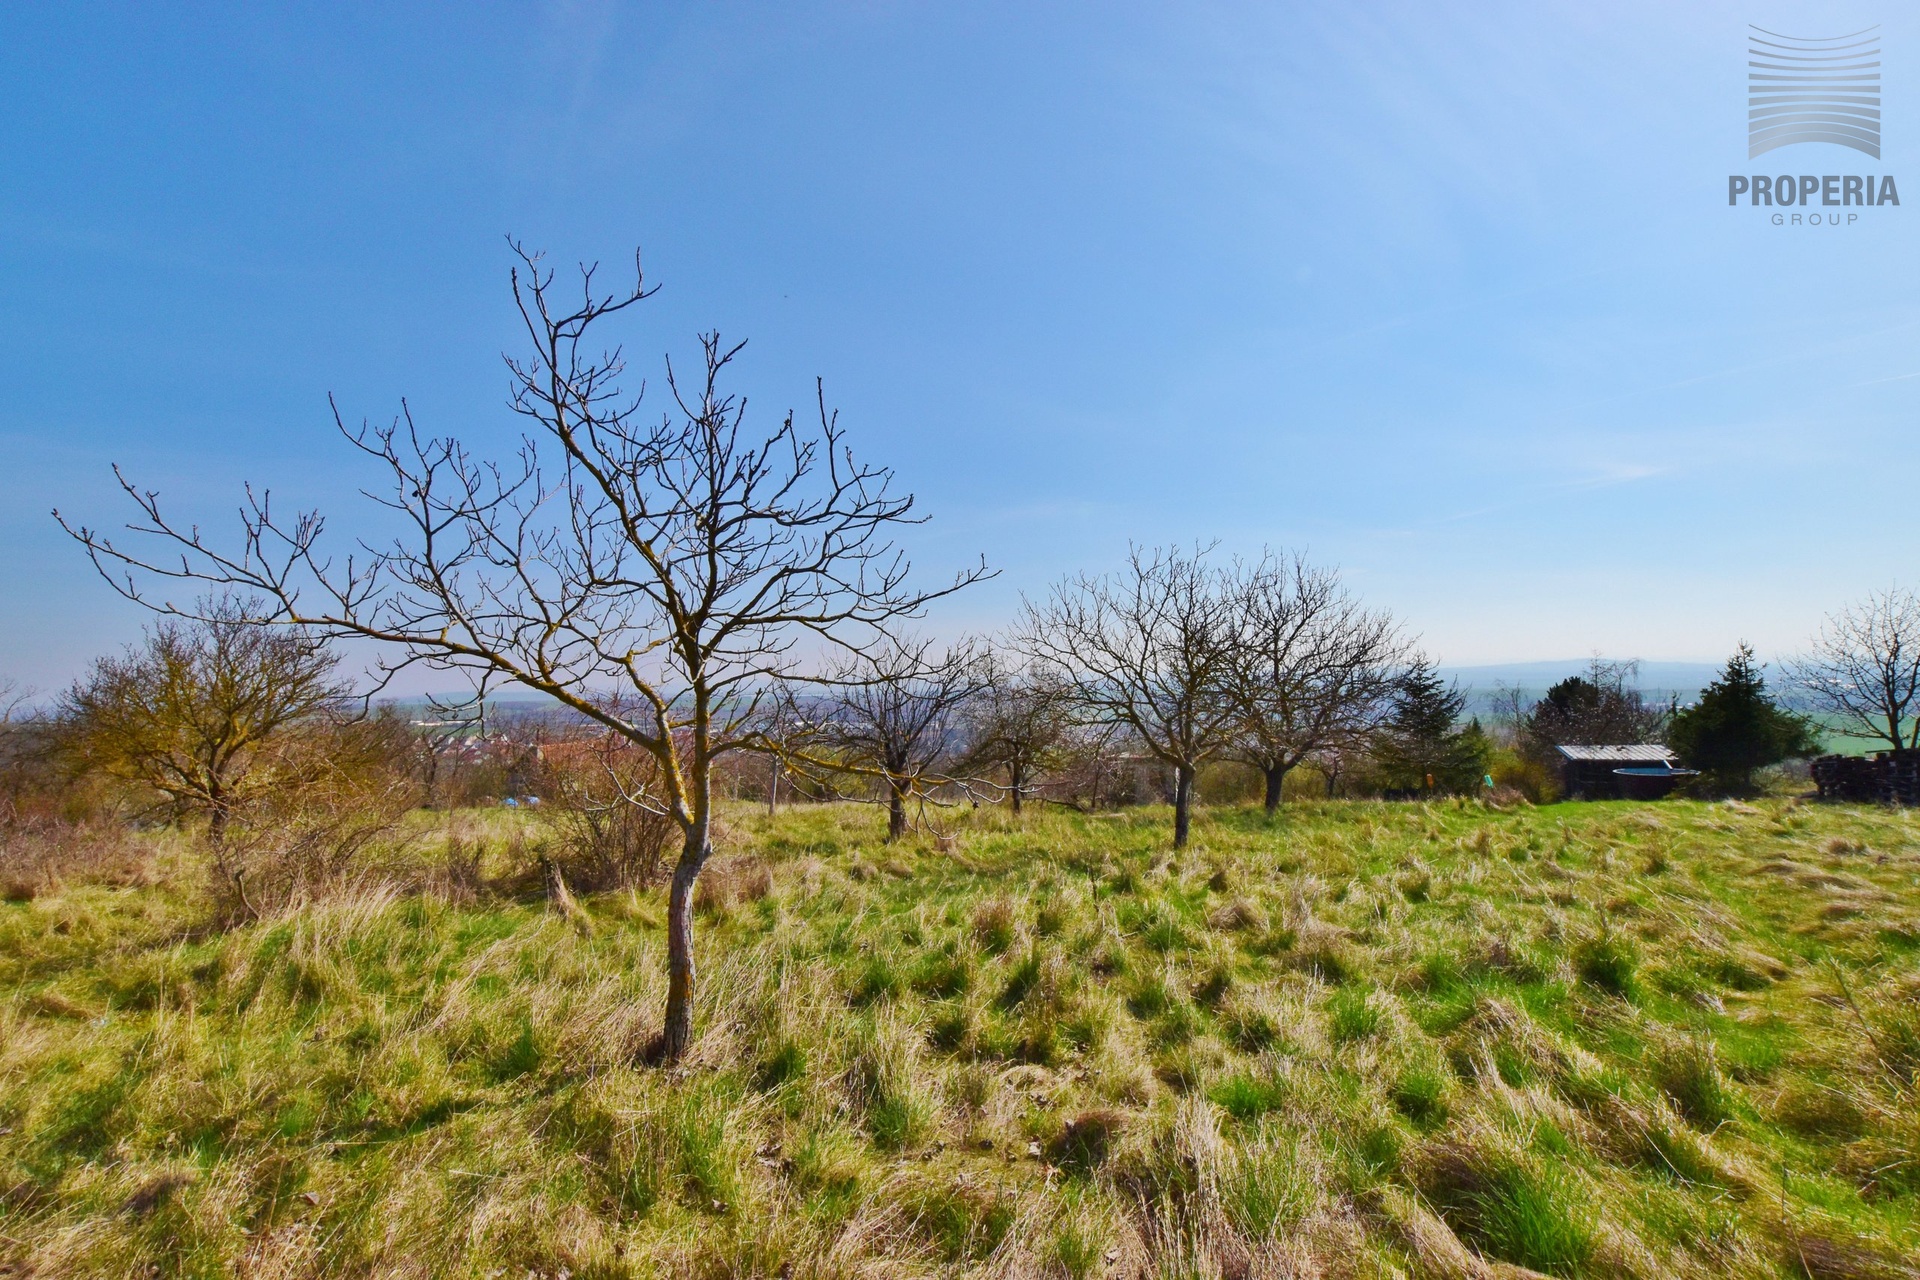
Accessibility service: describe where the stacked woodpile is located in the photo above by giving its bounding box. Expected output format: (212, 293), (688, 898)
(1811, 750), (1920, 805)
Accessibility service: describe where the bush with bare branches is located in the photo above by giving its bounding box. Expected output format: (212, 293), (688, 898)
(0, 809), (154, 902)
(533, 733), (678, 891)
(203, 722), (418, 922)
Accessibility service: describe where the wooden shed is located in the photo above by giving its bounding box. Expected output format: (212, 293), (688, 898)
(1553, 744), (1680, 800)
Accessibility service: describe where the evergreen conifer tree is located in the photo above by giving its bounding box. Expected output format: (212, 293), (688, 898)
(1375, 659), (1489, 793)
(1668, 645), (1820, 794)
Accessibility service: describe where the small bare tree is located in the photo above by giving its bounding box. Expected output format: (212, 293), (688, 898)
(0, 679), (27, 723)
(1018, 545), (1237, 848)
(59, 596), (347, 839)
(57, 243), (987, 1060)
(1790, 588), (1920, 751)
(1225, 552), (1405, 813)
(960, 651), (1075, 813)
(793, 637), (985, 841)
(413, 688), (490, 809)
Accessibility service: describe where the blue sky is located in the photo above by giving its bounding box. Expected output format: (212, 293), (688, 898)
(2, 2), (1912, 694)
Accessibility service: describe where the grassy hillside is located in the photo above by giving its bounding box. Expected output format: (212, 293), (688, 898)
(3, 798), (1920, 1279)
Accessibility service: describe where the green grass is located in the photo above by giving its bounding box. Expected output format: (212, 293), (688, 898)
(3, 796), (1920, 1277)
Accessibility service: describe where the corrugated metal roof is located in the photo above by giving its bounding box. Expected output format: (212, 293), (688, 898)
(1554, 744), (1677, 762)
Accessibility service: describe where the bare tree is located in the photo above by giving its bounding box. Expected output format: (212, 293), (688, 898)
(1486, 682), (1532, 747)
(1225, 552), (1405, 813)
(1309, 739), (1358, 799)
(413, 687), (491, 809)
(1018, 545), (1237, 848)
(793, 637), (985, 841)
(58, 596), (347, 839)
(960, 650), (1075, 813)
(0, 680), (55, 820)
(1790, 588), (1920, 751)
(56, 243), (988, 1061)
(0, 679), (27, 724)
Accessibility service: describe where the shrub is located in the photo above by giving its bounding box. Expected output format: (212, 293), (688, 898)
(536, 734), (677, 891)
(1490, 750), (1558, 804)
(207, 764), (414, 921)
(0, 814), (152, 901)
(55, 602), (355, 839)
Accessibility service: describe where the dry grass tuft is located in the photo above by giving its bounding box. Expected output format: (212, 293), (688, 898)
(693, 856), (774, 913)
(973, 895), (1020, 953)
(1784, 1229), (1919, 1280)
(1207, 897), (1267, 933)
(120, 1169), (195, 1216)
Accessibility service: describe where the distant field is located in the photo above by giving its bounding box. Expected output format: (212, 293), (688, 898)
(4, 798), (1919, 1278)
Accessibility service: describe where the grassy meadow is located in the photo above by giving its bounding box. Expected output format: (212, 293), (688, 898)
(4, 796), (1920, 1279)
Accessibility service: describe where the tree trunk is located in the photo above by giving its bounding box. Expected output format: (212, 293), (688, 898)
(1008, 762), (1025, 814)
(767, 756), (781, 817)
(887, 781), (908, 842)
(1172, 763), (1194, 848)
(659, 822), (712, 1063)
(1262, 763), (1290, 815)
